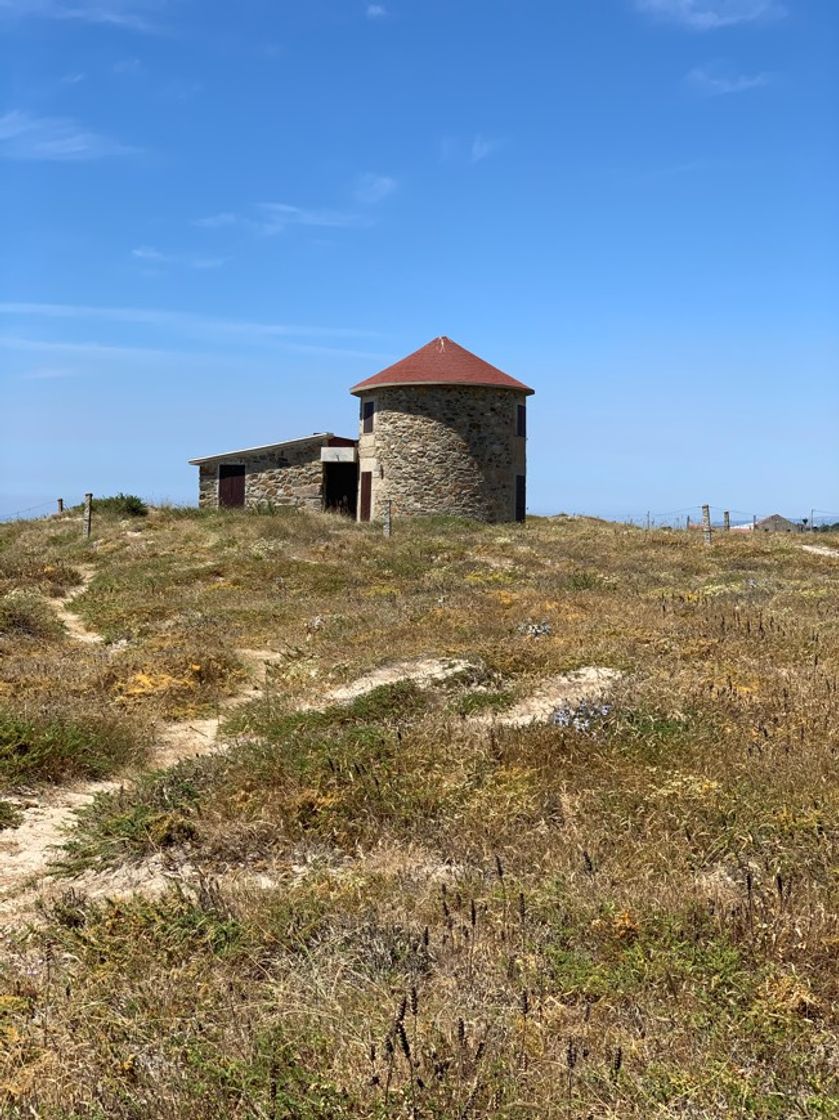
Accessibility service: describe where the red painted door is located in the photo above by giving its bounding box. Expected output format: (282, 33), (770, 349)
(218, 464), (245, 508)
(359, 471), (372, 522)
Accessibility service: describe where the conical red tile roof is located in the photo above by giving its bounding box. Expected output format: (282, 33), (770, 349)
(350, 336), (534, 396)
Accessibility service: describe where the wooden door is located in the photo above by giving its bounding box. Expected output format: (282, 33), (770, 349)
(359, 471), (372, 522)
(218, 464), (245, 508)
(515, 475), (526, 523)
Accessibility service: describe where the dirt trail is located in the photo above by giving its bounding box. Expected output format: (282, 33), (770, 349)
(313, 657), (474, 706)
(471, 666), (623, 728)
(1, 578), (288, 917)
(801, 544), (839, 558)
(1, 584), (479, 921)
(52, 566), (103, 644)
(1, 576), (619, 922)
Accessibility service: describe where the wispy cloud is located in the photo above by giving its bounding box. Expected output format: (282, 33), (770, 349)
(193, 212), (240, 230)
(131, 246), (225, 270)
(686, 63), (771, 94)
(112, 56), (143, 74)
(0, 335), (188, 362)
(18, 365), (77, 380)
(441, 134), (505, 165)
(470, 134), (504, 164)
(0, 0), (166, 33)
(354, 172), (397, 204)
(194, 204), (368, 236)
(366, 4), (387, 18)
(0, 333), (392, 366)
(0, 109), (136, 160)
(258, 203), (367, 234)
(635, 0), (786, 30)
(0, 302), (383, 342)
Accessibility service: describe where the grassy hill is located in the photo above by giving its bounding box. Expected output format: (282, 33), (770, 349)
(0, 506), (836, 1118)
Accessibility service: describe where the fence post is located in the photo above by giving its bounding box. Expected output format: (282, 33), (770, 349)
(702, 504), (712, 546)
(83, 492), (93, 539)
(382, 499), (392, 538)
(57, 498), (64, 514)
(723, 511), (730, 532)
(686, 515), (691, 532)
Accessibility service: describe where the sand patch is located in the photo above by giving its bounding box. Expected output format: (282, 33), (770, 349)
(52, 566), (103, 645)
(317, 657), (475, 706)
(473, 666), (623, 728)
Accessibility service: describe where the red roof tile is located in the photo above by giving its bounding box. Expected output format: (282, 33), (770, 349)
(350, 336), (534, 396)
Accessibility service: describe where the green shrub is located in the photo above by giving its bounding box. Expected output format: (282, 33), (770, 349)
(0, 556), (82, 598)
(0, 591), (63, 639)
(455, 688), (514, 716)
(0, 703), (150, 786)
(60, 756), (215, 872)
(91, 493), (149, 517)
(0, 798), (23, 830)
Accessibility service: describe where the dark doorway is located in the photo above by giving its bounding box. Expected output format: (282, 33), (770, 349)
(359, 471), (372, 522)
(515, 475), (526, 523)
(323, 461), (358, 516)
(218, 464), (245, 508)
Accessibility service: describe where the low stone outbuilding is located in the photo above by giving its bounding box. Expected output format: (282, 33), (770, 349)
(189, 336), (534, 524)
(189, 433), (358, 512)
(754, 514), (803, 534)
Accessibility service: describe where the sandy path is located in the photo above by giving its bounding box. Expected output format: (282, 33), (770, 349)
(471, 666), (623, 727)
(1, 574), (620, 921)
(313, 657), (474, 706)
(801, 544), (839, 558)
(0, 576), (288, 917)
(0, 584), (480, 921)
(52, 566), (103, 644)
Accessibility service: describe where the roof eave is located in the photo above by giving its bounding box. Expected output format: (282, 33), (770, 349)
(349, 379), (534, 397)
(188, 432), (335, 466)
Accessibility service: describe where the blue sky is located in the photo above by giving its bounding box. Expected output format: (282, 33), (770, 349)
(1, 0), (836, 522)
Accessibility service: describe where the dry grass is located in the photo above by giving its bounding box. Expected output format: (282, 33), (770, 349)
(0, 507), (836, 1117)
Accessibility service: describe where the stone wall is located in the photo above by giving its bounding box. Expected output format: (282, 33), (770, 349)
(356, 385), (527, 523)
(198, 439), (326, 510)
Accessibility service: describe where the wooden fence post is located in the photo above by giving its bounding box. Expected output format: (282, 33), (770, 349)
(83, 492), (93, 539)
(702, 504), (712, 546)
(723, 511), (730, 532)
(382, 499), (392, 538)
(57, 498), (64, 514)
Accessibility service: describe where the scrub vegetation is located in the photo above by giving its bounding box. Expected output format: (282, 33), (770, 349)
(0, 504), (836, 1118)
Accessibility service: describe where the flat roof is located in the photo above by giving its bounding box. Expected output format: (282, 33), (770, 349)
(189, 432), (342, 466)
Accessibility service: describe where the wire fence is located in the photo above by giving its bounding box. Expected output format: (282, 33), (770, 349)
(1, 498), (837, 530)
(0, 499), (62, 524)
(577, 505), (839, 531)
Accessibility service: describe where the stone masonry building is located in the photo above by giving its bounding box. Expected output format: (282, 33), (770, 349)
(190, 434), (358, 514)
(189, 337), (534, 524)
(350, 337), (534, 523)
(754, 514), (803, 533)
